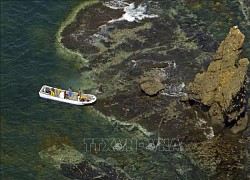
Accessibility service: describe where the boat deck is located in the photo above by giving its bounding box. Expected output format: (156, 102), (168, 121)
(39, 85), (96, 105)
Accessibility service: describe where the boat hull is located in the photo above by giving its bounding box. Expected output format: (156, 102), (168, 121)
(39, 85), (96, 106)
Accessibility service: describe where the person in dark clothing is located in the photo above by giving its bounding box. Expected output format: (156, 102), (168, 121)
(64, 90), (67, 99)
(98, 84), (104, 93)
(78, 88), (81, 96)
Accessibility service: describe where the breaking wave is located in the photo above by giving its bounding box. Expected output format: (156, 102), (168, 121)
(104, 0), (158, 22)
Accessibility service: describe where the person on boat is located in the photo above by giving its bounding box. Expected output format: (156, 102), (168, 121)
(80, 95), (87, 101)
(57, 88), (62, 95)
(78, 88), (81, 96)
(68, 86), (72, 97)
(64, 90), (67, 99)
(50, 88), (55, 96)
(77, 88), (81, 101)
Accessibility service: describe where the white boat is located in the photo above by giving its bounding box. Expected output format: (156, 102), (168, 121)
(39, 85), (96, 106)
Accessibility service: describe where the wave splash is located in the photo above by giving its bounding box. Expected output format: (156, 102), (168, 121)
(104, 0), (158, 22)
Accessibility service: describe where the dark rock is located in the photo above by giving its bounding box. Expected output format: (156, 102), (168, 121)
(40, 144), (131, 180)
(185, 134), (245, 178)
(230, 114), (248, 134)
(61, 160), (131, 180)
(98, 84), (104, 93)
(61, 161), (105, 179)
(61, 2), (124, 55)
(80, 66), (92, 72)
(186, 27), (249, 133)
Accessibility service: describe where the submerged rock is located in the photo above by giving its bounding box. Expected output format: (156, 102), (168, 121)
(39, 144), (131, 179)
(39, 144), (84, 169)
(186, 27), (249, 133)
(140, 77), (165, 96)
(61, 160), (130, 180)
(185, 134), (245, 178)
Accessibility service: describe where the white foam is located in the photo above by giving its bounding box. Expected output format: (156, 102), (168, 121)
(161, 82), (187, 97)
(105, 1), (158, 23)
(104, 0), (129, 10)
(204, 127), (215, 140)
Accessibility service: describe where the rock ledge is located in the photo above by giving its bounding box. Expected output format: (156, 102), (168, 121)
(186, 26), (249, 133)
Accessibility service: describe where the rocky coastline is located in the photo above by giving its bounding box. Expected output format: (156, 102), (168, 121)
(183, 26), (249, 134)
(49, 0), (250, 179)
